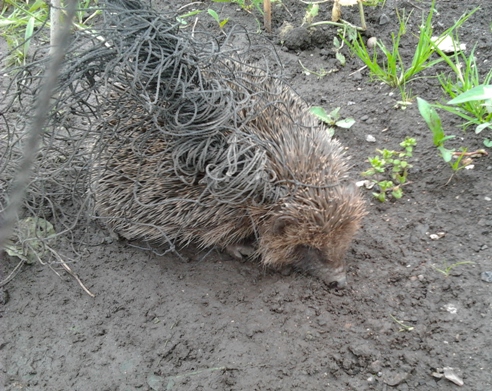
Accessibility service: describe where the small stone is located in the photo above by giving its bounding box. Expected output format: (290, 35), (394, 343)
(485, 196), (491, 201)
(429, 232), (445, 240)
(443, 303), (458, 314)
(478, 218), (492, 226)
(366, 135), (376, 142)
(317, 318), (327, 326)
(360, 115), (369, 121)
(147, 374), (165, 390)
(0, 289), (9, 305)
(383, 371), (408, 386)
(356, 180), (374, 190)
(481, 271), (492, 282)
(443, 367), (464, 386)
(379, 13), (390, 25)
(418, 274), (424, 281)
(370, 360), (382, 373)
(367, 37), (377, 48)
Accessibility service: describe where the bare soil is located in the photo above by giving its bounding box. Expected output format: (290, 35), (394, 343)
(2, 1), (492, 390)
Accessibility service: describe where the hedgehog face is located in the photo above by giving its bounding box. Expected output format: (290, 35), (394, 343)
(292, 241), (353, 288)
(258, 186), (365, 288)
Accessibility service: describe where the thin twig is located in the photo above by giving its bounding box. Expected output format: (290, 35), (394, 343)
(0, 257), (26, 287)
(46, 246), (95, 297)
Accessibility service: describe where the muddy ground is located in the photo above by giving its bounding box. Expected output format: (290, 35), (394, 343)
(2, 0), (492, 390)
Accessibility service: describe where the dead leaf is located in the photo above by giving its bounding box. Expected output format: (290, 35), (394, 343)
(332, 0), (342, 22)
(432, 35), (466, 54)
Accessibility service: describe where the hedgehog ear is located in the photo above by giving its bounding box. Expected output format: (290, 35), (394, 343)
(272, 216), (297, 235)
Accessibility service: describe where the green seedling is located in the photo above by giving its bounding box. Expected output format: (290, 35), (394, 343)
(343, 0), (478, 100)
(302, 3), (318, 26)
(207, 9), (229, 29)
(73, 0), (99, 27)
(333, 36), (346, 66)
(432, 261), (474, 277)
(390, 314), (414, 332)
(212, 0), (263, 14)
(362, 137), (416, 202)
(362, 0), (386, 5)
(177, 9), (202, 24)
(417, 97), (454, 162)
(449, 84), (492, 145)
(307, 0), (384, 32)
(298, 60), (335, 79)
(333, 24), (357, 66)
(436, 46), (492, 139)
(310, 106), (355, 136)
(417, 97), (479, 173)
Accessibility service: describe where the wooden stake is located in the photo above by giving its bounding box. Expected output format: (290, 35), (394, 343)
(264, 0), (272, 33)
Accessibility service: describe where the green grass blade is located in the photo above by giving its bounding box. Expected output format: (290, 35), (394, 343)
(448, 85), (492, 104)
(417, 97), (445, 147)
(23, 16), (35, 61)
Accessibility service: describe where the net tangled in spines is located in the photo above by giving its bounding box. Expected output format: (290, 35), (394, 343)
(1, 0), (296, 257)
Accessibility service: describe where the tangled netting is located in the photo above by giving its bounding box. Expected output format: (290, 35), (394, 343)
(0, 0), (301, 265)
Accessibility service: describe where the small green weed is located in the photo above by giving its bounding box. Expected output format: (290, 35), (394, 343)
(432, 261), (474, 277)
(361, 137), (416, 202)
(310, 106), (355, 136)
(436, 46), (492, 138)
(343, 0), (478, 100)
(389, 314), (414, 332)
(177, 9), (202, 23)
(362, 0), (386, 5)
(448, 84), (492, 145)
(416, 97), (484, 173)
(417, 97), (455, 163)
(332, 24), (357, 66)
(207, 9), (229, 29)
(212, 0), (263, 14)
(298, 60), (334, 79)
(74, 0), (99, 27)
(302, 3), (318, 26)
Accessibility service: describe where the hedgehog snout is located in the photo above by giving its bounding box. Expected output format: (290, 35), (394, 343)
(317, 265), (347, 289)
(291, 244), (347, 288)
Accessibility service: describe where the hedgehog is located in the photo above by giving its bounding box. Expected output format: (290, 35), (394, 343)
(75, 0), (366, 288)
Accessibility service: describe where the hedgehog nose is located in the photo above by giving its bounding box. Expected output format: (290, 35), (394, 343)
(327, 275), (347, 289)
(334, 275), (347, 289)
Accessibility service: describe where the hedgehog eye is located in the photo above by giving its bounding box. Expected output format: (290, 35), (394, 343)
(272, 216), (297, 235)
(293, 245), (324, 266)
